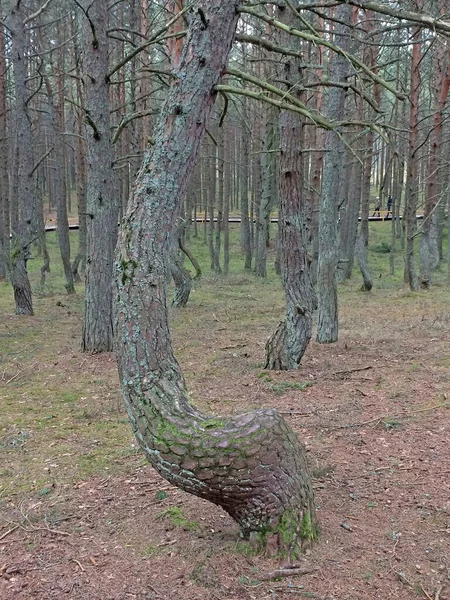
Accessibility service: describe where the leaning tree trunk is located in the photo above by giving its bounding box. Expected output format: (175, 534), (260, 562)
(115, 1), (317, 559)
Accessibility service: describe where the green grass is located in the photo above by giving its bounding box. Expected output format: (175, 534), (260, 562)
(156, 506), (201, 531)
(1, 218), (449, 499)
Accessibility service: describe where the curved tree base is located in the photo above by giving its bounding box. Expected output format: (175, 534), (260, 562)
(355, 233), (373, 292)
(126, 376), (318, 559)
(12, 254), (33, 315)
(171, 259), (192, 307)
(265, 310), (313, 371)
(265, 320), (289, 370)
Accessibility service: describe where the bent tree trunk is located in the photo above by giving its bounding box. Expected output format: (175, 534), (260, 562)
(115, 1), (317, 558)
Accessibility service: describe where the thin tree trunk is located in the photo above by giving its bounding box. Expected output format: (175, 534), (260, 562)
(115, 2), (317, 558)
(9, 4), (37, 315)
(44, 76), (75, 294)
(240, 100), (252, 270)
(265, 108), (316, 370)
(419, 31), (449, 286)
(316, 4), (352, 343)
(0, 22), (8, 279)
(82, 0), (119, 351)
(404, 25), (422, 291)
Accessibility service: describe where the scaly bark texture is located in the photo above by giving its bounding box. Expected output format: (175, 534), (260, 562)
(316, 4), (352, 343)
(82, 0), (119, 351)
(115, 1), (317, 558)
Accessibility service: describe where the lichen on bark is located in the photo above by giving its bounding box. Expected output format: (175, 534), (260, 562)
(114, 0), (317, 559)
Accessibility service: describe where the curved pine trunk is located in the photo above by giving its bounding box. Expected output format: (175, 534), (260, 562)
(115, 1), (317, 558)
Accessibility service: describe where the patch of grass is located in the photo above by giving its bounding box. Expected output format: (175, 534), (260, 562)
(142, 543), (166, 558)
(156, 506), (201, 532)
(371, 242), (391, 254)
(382, 417), (402, 431)
(312, 464), (336, 480)
(260, 375), (314, 395)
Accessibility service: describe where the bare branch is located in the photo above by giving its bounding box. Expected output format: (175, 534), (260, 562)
(29, 147), (54, 177)
(112, 110), (158, 144)
(107, 3), (193, 80)
(24, 0), (54, 25)
(344, 0), (450, 36)
(238, 6), (405, 99)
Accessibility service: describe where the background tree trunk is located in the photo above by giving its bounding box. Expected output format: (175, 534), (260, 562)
(316, 4), (352, 343)
(9, 3), (37, 315)
(82, 0), (119, 351)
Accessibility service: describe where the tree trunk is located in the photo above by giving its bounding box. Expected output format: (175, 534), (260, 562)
(72, 34), (87, 282)
(404, 26), (422, 291)
(254, 104), (273, 278)
(9, 4), (37, 315)
(265, 107), (316, 370)
(0, 21), (8, 280)
(240, 99), (252, 270)
(316, 4), (352, 343)
(419, 29), (449, 286)
(115, 1), (317, 558)
(44, 76), (75, 294)
(82, 0), (119, 351)
(265, 7), (316, 369)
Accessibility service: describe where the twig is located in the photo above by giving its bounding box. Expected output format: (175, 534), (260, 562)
(30, 526), (71, 536)
(148, 583), (163, 597)
(4, 371), (22, 385)
(421, 585), (434, 600)
(220, 343), (247, 350)
(259, 567), (318, 581)
(435, 585), (443, 600)
(71, 558), (84, 572)
(0, 525), (19, 541)
(157, 539), (177, 547)
(396, 571), (413, 586)
(331, 365), (373, 377)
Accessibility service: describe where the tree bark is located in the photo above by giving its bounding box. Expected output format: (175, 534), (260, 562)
(265, 106), (316, 370)
(9, 3), (37, 315)
(316, 4), (352, 343)
(0, 21), (8, 280)
(43, 76), (75, 294)
(82, 0), (119, 351)
(404, 25), (422, 291)
(419, 26), (449, 286)
(240, 99), (252, 270)
(115, 1), (317, 558)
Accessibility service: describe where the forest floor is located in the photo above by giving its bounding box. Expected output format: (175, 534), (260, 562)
(1, 227), (450, 600)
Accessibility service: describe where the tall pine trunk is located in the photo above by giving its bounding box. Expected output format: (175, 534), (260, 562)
(82, 0), (119, 351)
